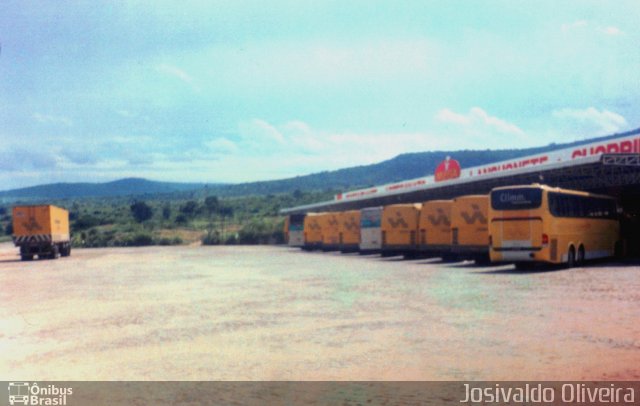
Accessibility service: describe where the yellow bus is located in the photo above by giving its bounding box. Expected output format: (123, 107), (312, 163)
(451, 195), (490, 263)
(381, 203), (421, 257)
(339, 210), (361, 253)
(284, 214), (305, 247)
(321, 212), (341, 251)
(303, 213), (324, 250)
(418, 200), (453, 258)
(489, 184), (620, 268)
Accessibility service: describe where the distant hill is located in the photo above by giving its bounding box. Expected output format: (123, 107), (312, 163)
(0, 178), (208, 202)
(1, 128), (638, 202)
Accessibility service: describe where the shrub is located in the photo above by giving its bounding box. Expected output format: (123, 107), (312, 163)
(74, 215), (100, 230)
(201, 230), (220, 245)
(129, 233), (154, 246)
(175, 214), (188, 224)
(158, 236), (183, 246)
(130, 201), (154, 223)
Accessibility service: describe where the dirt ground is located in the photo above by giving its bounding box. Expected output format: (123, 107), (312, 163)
(1, 242), (639, 381)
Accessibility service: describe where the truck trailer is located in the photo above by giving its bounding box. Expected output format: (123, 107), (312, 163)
(12, 205), (71, 261)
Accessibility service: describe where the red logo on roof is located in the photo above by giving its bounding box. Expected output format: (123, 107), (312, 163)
(435, 157), (461, 182)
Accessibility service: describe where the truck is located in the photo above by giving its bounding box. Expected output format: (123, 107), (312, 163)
(12, 205), (71, 261)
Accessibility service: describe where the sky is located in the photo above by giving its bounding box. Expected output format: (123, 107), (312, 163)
(1, 0), (639, 190)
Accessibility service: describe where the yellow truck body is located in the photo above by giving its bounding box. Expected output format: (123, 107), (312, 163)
(12, 205), (71, 260)
(338, 210), (361, 252)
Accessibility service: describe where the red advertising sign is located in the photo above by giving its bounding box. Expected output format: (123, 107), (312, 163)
(434, 157), (461, 182)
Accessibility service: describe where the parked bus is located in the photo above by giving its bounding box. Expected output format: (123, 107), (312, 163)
(359, 206), (383, 254)
(451, 195), (490, 263)
(321, 212), (341, 251)
(284, 214), (305, 247)
(381, 203), (421, 257)
(418, 200), (453, 258)
(339, 210), (361, 253)
(489, 184), (620, 268)
(303, 213), (324, 251)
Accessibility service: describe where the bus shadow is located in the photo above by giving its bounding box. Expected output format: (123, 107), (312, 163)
(476, 265), (568, 275)
(0, 258), (23, 264)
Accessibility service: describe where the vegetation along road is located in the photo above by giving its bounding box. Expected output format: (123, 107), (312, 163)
(1, 243), (639, 380)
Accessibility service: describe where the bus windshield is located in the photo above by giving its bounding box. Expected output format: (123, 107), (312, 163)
(491, 188), (543, 210)
(361, 210), (381, 228)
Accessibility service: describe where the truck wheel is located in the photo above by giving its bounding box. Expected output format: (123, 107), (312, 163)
(50, 245), (60, 259)
(21, 255), (34, 261)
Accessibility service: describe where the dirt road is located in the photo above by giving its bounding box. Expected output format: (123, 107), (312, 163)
(1, 243), (639, 380)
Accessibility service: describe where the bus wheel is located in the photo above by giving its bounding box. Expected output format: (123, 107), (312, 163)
(577, 245), (585, 267)
(567, 246), (576, 268)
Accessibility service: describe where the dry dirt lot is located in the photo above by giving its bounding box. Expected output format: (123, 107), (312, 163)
(1, 242), (639, 381)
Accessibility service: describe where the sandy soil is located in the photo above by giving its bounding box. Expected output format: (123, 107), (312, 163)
(1, 242), (639, 381)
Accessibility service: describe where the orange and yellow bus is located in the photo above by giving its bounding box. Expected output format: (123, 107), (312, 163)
(321, 212), (341, 251)
(418, 200), (453, 258)
(303, 213), (324, 250)
(489, 184), (620, 268)
(339, 210), (361, 253)
(451, 195), (490, 263)
(381, 203), (421, 257)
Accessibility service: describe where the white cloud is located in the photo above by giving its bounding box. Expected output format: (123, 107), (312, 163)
(238, 119), (286, 144)
(156, 63), (200, 92)
(561, 20), (624, 37)
(205, 137), (238, 154)
(600, 26), (623, 36)
(552, 107), (627, 134)
(33, 113), (73, 127)
(436, 107), (526, 138)
(561, 20), (588, 32)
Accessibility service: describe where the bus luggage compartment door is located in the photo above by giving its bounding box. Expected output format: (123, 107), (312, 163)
(495, 217), (543, 260)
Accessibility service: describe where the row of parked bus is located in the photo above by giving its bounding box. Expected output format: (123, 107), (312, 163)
(284, 184), (622, 269)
